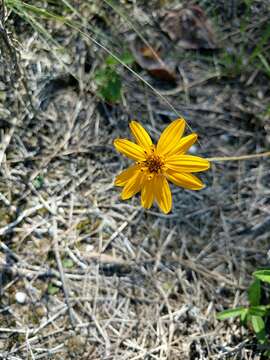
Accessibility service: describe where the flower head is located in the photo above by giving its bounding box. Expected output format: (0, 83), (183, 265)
(114, 118), (210, 213)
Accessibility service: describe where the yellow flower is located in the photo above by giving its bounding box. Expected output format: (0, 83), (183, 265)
(114, 118), (210, 214)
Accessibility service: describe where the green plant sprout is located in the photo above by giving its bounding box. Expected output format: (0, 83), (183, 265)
(217, 270), (270, 356)
(94, 52), (134, 103)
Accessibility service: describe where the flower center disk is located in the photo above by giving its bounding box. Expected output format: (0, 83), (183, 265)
(144, 155), (164, 173)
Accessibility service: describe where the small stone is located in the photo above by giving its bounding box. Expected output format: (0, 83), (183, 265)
(189, 145), (198, 154)
(15, 292), (27, 304)
(220, 134), (230, 142)
(58, 207), (65, 215)
(85, 244), (94, 252)
(257, 90), (264, 100)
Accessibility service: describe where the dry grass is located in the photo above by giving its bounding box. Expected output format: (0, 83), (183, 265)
(0, 1), (270, 359)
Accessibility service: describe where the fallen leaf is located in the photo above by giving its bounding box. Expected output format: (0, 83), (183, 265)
(161, 6), (217, 49)
(130, 37), (176, 83)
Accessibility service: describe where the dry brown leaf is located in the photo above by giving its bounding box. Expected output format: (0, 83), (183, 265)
(130, 37), (176, 83)
(161, 5), (218, 49)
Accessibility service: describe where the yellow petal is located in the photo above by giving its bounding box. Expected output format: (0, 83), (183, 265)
(170, 133), (198, 155)
(121, 170), (145, 200)
(154, 175), (172, 214)
(166, 155), (210, 173)
(115, 165), (138, 187)
(157, 118), (185, 156)
(166, 170), (204, 190)
(141, 178), (154, 209)
(114, 139), (147, 161)
(129, 121), (152, 150)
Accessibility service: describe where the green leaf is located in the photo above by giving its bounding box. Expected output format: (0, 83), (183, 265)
(48, 283), (59, 295)
(16, 2), (65, 21)
(104, 55), (118, 66)
(251, 316), (266, 344)
(258, 53), (270, 77)
(105, 51), (134, 67)
(94, 68), (109, 85)
(217, 307), (247, 320)
(94, 67), (122, 103)
(249, 305), (268, 317)
(240, 308), (249, 324)
(100, 72), (121, 102)
(33, 175), (44, 190)
(253, 270), (270, 284)
(120, 51), (135, 65)
(249, 24), (270, 61)
(248, 279), (261, 306)
(62, 258), (74, 269)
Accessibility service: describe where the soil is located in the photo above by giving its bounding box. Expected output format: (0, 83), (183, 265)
(0, 0), (269, 359)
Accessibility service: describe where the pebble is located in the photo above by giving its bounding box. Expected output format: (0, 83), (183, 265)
(15, 291), (27, 304)
(189, 145), (198, 154)
(58, 207), (65, 215)
(220, 134), (230, 142)
(257, 90), (264, 100)
(85, 244), (94, 252)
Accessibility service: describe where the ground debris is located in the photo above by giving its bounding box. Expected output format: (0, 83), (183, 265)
(0, 0), (270, 359)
